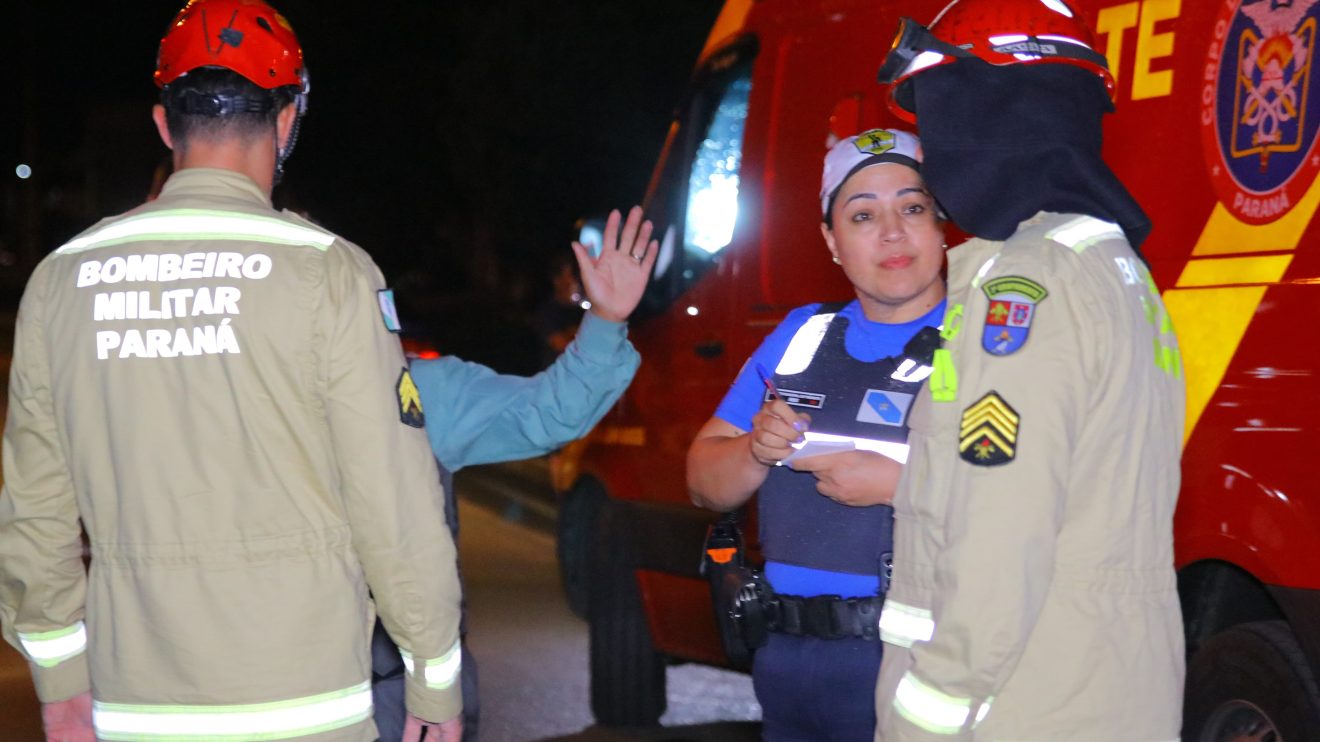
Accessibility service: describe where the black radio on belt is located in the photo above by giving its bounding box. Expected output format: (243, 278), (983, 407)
(701, 511), (767, 670)
(703, 513), (891, 667)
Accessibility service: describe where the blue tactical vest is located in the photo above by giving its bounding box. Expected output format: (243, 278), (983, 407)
(758, 303), (940, 576)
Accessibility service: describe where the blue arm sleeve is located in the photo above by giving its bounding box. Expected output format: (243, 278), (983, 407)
(713, 304), (820, 432)
(412, 311), (641, 471)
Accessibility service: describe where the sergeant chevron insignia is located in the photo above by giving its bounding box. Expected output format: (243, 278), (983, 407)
(397, 367), (425, 428)
(959, 391), (1019, 466)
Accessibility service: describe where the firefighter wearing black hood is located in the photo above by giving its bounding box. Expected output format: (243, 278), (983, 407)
(869, 1), (1186, 740)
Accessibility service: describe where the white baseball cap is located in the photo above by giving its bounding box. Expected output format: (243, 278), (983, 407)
(820, 128), (923, 218)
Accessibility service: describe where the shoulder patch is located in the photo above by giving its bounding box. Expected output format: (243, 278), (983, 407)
(378, 289), (402, 333)
(959, 391), (1018, 466)
(397, 368), (425, 428)
(981, 276), (1047, 356)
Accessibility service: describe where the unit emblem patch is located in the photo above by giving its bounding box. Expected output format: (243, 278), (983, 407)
(378, 289), (402, 333)
(981, 276), (1047, 356)
(856, 389), (914, 426)
(397, 367), (425, 428)
(1201, 0), (1320, 224)
(959, 391), (1019, 466)
(854, 129), (897, 155)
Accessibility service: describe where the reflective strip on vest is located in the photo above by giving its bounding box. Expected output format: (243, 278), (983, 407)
(893, 672), (980, 735)
(878, 601), (934, 648)
(795, 430), (910, 464)
(400, 640), (462, 690)
(18, 622), (87, 668)
(91, 680), (372, 741)
(1045, 216), (1123, 254)
(775, 312), (835, 376)
(57, 209), (336, 254)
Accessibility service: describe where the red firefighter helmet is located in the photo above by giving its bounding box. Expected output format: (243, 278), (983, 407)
(877, 0), (1115, 123)
(155, 0), (306, 91)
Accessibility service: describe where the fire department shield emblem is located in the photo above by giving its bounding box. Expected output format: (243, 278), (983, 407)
(1202, 0), (1320, 224)
(981, 276), (1047, 357)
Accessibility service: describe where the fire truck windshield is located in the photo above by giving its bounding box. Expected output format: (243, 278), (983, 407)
(637, 40), (756, 317)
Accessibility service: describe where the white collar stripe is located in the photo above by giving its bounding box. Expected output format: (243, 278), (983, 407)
(92, 681), (372, 740)
(18, 622), (87, 667)
(58, 210), (335, 255)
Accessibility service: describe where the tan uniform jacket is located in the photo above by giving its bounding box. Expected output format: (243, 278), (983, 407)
(874, 213), (1185, 741)
(0, 169), (462, 741)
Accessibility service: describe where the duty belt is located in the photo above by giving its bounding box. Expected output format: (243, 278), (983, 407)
(766, 593), (883, 640)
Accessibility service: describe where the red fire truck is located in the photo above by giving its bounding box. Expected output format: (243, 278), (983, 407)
(554, 0), (1320, 736)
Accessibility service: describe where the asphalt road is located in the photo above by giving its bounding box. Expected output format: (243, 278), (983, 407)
(0, 466), (760, 742)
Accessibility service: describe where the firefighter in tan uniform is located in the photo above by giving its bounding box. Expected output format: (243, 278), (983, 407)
(868, 1), (1185, 739)
(0, 1), (462, 740)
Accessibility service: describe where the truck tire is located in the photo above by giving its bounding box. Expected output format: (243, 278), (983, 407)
(588, 501), (667, 727)
(557, 479), (605, 619)
(1184, 620), (1320, 741)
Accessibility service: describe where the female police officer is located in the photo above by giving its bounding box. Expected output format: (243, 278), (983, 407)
(686, 129), (946, 741)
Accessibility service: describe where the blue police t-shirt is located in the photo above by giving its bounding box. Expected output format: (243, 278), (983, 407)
(715, 298), (946, 598)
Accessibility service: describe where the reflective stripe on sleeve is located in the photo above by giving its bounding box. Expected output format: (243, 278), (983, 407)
(892, 672), (981, 735)
(57, 209), (336, 254)
(878, 601), (934, 648)
(1045, 216), (1123, 254)
(400, 640), (462, 690)
(91, 680), (372, 741)
(18, 622), (87, 668)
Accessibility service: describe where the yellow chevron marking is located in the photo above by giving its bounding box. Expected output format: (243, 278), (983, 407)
(959, 427), (1016, 458)
(960, 406), (1019, 442)
(1165, 170), (1320, 442)
(1163, 286), (1266, 442)
(962, 395), (1019, 425)
(1177, 254), (1295, 287)
(1191, 179), (1320, 256)
(959, 393), (1020, 455)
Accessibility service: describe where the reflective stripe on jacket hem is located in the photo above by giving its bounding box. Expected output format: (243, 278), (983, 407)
(57, 209), (336, 254)
(400, 640), (461, 690)
(878, 601), (933, 648)
(893, 671), (990, 735)
(18, 622), (87, 668)
(92, 680), (372, 741)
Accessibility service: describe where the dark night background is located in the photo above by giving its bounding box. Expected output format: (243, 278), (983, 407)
(2, 1), (722, 372)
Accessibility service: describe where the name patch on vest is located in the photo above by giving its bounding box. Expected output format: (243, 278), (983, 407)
(763, 388), (826, 410)
(856, 389), (913, 426)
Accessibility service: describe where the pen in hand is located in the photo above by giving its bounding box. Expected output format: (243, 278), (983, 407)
(755, 362), (780, 401)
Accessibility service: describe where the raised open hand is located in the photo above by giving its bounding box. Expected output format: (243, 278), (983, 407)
(571, 206), (659, 323)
